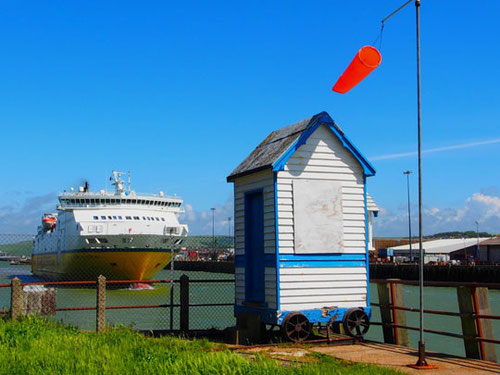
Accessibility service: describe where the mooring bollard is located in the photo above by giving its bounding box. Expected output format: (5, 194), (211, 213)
(10, 277), (23, 320)
(377, 280), (409, 346)
(180, 274), (189, 332)
(96, 275), (106, 333)
(457, 286), (496, 362)
(473, 287), (497, 362)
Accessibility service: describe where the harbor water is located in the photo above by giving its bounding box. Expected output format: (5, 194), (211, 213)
(1, 265), (498, 360)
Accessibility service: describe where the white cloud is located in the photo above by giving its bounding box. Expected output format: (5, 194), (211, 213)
(373, 192), (500, 237)
(370, 138), (500, 161)
(3, 191), (498, 240)
(179, 195), (234, 235)
(0, 193), (57, 234)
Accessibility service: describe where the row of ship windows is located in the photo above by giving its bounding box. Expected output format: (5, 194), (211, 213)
(93, 215), (166, 222)
(61, 198), (181, 207)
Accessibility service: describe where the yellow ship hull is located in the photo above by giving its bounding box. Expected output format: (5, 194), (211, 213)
(31, 249), (172, 281)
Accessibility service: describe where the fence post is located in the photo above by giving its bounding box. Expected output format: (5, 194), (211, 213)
(377, 280), (409, 346)
(457, 286), (480, 359)
(96, 275), (106, 333)
(180, 274), (189, 332)
(473, 287), (497, 362)
(10, 277), (22, 320)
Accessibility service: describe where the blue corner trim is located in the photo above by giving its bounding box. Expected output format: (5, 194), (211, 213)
(273, 171), (280, 310)
(364, 176), (371, 307)
(271, 112), (376, 177)
(234, 304), (279, 324)
(235, 254), (275, 268)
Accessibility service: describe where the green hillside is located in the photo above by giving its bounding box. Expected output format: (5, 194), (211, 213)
(0, 240), (33, 257)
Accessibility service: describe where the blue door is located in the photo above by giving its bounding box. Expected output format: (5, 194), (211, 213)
(244, 190), (265, 304)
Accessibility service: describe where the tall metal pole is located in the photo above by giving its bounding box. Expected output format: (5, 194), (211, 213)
(211, 207), (216, 252)
(379, 0), (434, 368)
(415, 0), (429, 368)
(404, 171), (413, 262)
(475, 221), (479, 261)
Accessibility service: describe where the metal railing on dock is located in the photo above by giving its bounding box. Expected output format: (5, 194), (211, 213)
(370, 279), (500, 362)
(5, 274), (235, 334)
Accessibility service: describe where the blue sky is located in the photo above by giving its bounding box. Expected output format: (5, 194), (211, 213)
(0, 1), (499, 236)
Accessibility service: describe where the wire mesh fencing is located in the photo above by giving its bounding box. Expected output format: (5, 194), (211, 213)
(0, 233), (235, 332)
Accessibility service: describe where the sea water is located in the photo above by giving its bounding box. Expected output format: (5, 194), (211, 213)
(0, 266), (498, 360)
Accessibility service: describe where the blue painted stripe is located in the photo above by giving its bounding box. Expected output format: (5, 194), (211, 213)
(279, 260), (366, 268)
(278, 254), (365, 261)
(278, 306), (372, 325)
(235, 305), (372, 325)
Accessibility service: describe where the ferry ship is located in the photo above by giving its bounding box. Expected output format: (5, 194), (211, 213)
(32, 171), (188, 281)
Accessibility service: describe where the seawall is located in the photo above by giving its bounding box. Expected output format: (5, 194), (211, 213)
(369, 264), (500, 283)
(172, 261), (500, 282)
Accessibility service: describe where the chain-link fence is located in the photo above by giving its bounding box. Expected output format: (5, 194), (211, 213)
(0, 233), (235, 332)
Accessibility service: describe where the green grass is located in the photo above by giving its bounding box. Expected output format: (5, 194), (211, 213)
(0, 317), (402, 375)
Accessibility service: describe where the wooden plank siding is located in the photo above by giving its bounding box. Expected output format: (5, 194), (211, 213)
(276, 124), (368, 311)
(279, 266), (368, 310)
(233, 170), (277, 308)
(276, 124), (366, 255)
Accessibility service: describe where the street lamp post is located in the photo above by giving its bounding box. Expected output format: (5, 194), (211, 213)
(475, 221), (479, 262)
(404, 171), (413, 262)
(211, 208), (216, 254)
(228, 217), (232, 238)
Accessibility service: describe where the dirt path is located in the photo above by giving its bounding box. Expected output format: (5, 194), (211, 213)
(235, 342), (500, 374)
(311, 342), (500, 375)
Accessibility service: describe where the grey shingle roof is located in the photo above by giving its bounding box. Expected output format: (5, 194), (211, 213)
(227, 112), (342, 181)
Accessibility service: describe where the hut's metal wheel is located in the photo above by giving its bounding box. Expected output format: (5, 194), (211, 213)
(342, 308), (370, 338)
(281, 312), (312, 342)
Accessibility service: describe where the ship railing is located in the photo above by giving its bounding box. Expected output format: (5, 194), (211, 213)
(58, 191), (181, 200)
(369, 279), (500, 362)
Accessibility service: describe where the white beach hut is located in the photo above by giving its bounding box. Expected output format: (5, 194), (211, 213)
(227, 111), (377, 341)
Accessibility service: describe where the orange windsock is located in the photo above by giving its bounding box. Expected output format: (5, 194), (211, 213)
(332, 46), (382, 94)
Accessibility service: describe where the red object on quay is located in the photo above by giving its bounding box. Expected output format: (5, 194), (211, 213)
(332, 46), (382, 94)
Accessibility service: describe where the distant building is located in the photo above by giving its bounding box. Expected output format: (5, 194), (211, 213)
(478, 237), (500, 263)
(388, 238), (491, 263)
(366, 194), (379, 252)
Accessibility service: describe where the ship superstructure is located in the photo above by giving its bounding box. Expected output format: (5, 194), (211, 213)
(32, 171), (188, 280)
